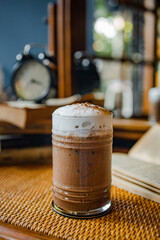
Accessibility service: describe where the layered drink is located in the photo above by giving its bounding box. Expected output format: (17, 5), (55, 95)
(52, 102), (112, 217)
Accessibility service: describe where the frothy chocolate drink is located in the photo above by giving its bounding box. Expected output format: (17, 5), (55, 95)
(52, 103), (112, 217)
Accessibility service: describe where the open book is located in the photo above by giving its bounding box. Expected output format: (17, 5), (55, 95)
(112, 124), (160, 203)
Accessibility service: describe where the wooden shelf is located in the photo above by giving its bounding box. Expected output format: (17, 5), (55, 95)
(113, 118), (151, 140)
(113, 118), (153, 152)
(79, 53), (155, 66)
(0, 118), (152, 138)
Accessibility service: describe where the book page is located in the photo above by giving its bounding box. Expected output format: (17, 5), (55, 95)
(112, 175), (160, 203)
(112, 171), (160, 194)
(112, 153), (160, 189)
(45, 94), (81, 106)
(129, 124), (160, 165)
(6, 101), (45, 109)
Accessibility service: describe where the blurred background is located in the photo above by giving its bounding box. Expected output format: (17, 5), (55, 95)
(0, 0), (160, 117)
(0, 0), (52, 88)
(91, 0), (159, 118)
(0, 0), (160, 153)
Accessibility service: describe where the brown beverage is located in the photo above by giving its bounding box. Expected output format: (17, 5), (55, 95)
(52, 103), (112, 217)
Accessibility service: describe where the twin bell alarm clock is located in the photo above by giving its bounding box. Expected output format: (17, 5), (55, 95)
(11, 44), (57, 102)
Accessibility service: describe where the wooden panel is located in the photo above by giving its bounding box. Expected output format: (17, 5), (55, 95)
(142, 65), (154, 114)
(113, 131), (145, 140)
(113, 118), (151, 131)
(56, 0), (86, 97)
(48, 3), (57, 57)
(113, 118), (151, 141)
(57, 0), (65, 97)
(64, 0), (72, 96)
(69, 0), (86, 95)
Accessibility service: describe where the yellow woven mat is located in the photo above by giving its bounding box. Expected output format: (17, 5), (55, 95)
(0, 164), (159, 239)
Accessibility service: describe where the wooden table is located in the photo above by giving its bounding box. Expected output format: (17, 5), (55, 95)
(0, 164), (159, 239)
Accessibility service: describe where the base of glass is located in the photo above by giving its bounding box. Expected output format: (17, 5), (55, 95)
(51, 200), (112, 219)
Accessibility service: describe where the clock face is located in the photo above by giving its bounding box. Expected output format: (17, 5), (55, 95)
(13, 60), (51, 101)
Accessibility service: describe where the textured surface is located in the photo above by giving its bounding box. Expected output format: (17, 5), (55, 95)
(0, 164), (159, 239)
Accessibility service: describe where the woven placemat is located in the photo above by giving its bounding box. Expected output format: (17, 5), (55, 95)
(0, 164), (159, 239)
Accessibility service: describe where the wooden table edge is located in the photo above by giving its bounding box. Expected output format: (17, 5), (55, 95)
(0, 221), (62, 240)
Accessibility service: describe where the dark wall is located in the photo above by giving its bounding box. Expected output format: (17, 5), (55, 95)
(0, 0), (55, 88)
(86, 0), (94, 52)
(0, 0), (93, 89)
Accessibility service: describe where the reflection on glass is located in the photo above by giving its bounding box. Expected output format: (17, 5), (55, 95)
(92, 0), (157, 117)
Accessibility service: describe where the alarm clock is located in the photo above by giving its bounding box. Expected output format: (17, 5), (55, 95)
(11, 44), (57, 102)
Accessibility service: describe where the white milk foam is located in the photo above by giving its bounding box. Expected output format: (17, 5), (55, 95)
(52, 103), (112, 137)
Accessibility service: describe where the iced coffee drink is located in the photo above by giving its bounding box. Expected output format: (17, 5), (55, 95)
(52, 102), (112, 217)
